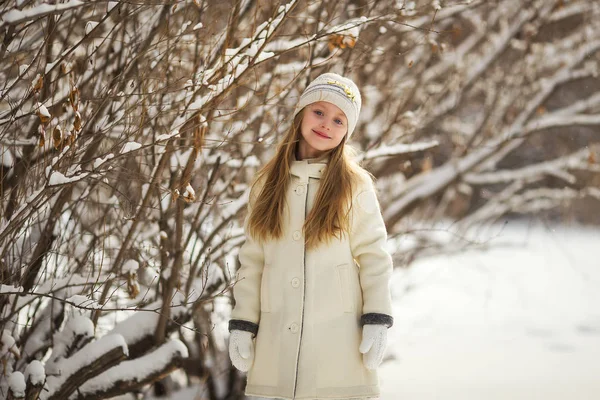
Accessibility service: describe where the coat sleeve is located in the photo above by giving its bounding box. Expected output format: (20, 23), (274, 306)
(228, 185), (265, 337)
(350, 179), (394, 328)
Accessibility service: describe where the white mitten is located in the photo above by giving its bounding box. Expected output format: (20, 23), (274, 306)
(359, 324), (388, 370)
(228, 330), (255, 372)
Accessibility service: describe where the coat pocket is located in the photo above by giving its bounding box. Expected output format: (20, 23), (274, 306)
(336, 263), (354, 313)
(260, 264), (271, 313)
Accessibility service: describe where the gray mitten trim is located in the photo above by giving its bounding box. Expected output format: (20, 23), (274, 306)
(360, 313), (393, 328)
(228, 319), (259, 336)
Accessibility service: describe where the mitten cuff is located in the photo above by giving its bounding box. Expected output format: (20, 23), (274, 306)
(229, 319), (259, 337)
(360, 313), (393, 328)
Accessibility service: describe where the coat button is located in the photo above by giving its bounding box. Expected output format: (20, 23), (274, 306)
(295, 185), (305, 195)
(291, 277), (300, 288)
(289, 323), (299, 333)
(292, 230), (302, 241)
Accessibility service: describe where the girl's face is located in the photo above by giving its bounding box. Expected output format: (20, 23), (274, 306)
(297, 101), (348, 160)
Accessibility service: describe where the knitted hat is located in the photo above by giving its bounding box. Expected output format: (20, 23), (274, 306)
(294, 73), (362, 137)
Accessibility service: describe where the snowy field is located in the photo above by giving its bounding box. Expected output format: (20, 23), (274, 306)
(156, 221), (600, 400)
(379, 221), (600, 400)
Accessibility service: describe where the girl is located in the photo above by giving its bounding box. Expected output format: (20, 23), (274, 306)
(228, 73), (394, 400)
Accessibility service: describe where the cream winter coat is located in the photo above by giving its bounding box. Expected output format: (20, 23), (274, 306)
(229, 157), (394, 400)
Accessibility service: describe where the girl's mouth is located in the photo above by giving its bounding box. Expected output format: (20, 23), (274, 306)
(313, 129), (331, 139)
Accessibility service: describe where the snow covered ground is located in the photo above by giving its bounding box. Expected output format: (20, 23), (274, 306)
(150, 221), (600, 400)
(379, 221), (600, 400)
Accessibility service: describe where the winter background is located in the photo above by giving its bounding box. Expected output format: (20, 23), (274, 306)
(1, 0), (600, 399)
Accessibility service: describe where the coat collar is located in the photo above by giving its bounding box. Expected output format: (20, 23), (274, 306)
(290, 156), (328, 183)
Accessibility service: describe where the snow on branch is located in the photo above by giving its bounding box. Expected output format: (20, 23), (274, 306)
(524, 113), (600, 134)
(548, 0), (594, 22)
(0, 1), (85, 29)
(504, 187), (597, 216)
(360, 141), (439, 161)
(42, 334), (128, 400)
(45, 316), (95, 376)
(179, 0), (298, 122)
(108, 292), (189, 358)
(73, 339), (188, 400)
(7, 371), (25, 399)
(24, 360), (45, 400)
(464, 145), (600, 185)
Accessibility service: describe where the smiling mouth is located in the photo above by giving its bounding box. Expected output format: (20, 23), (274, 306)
(313, 129), (331, 139)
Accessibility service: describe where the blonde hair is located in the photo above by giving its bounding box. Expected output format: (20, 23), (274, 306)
(248, 109), (365, 249)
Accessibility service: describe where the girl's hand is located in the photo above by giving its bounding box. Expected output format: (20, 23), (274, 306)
(229, 330), (255, 372)
(359, 324), (388, 370)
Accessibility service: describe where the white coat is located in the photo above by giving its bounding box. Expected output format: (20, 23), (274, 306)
(230, 157), (393, 400)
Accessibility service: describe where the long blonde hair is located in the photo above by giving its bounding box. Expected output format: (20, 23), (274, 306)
(248, 109), (365, 248)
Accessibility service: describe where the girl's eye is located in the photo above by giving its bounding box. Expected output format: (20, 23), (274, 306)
(335, 119), (343, 125)
(314, 110), (323, 116)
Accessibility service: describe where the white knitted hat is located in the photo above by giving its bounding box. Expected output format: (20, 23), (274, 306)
(294, 73), (362, 137)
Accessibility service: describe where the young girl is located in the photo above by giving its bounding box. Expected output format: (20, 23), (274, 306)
(228, 73), (393, 400)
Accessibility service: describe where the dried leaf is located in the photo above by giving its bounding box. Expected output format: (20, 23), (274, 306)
(126, 273), (140, 299)
(66, 132), (76, 147)
(452, 24), (462, 40)
(74, 112), (82, 132)
(328, 34), (356, 51)
(37, 107), (51, 124)
(536, 106), (546, 115)
(53, 125), (63, 150)
(194, 117), (206, 150)
(182, 184), (196, 203)
(70, 87), (80, 111)
(32, 74), (43, 92)
(588, 149), (596, 164)
(421, 156), (433, 172)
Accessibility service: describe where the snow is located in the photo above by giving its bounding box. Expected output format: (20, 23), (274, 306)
(85, 21), (99, 35)
(65, 294), (101, 309)
(43, 334), (128, 399)
(93, 153), (114, 169)
(47, 316), (95, 374)
(37, 102), (50, 118)
(120, 141), (142, 154)
(18, 63), (29, 75)
(76, 339), (188, 397)
(156, 129), (180, 142)
(182, 183), (195, 200)
(236, 223), (600, 400)
(45, 59), (60, 74)
(327, 15), (368, 37)
(8, 371), (26, 397)
(0, 284), (22, 294)
(123, 259), (139, 274)
(25, 360), (45, 385)
(48, 170), (89, 186)
(109, 292), (188, 346)
(193, 22), (203, 31)
(1, 1), (84, 27)
(1, 330), (16, 357)
(378, 222), (600, 400)
(362, 141), (438, 160)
